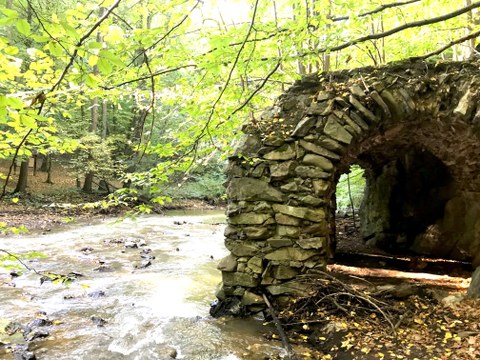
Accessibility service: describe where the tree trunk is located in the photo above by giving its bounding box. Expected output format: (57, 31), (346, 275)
(40, 154), (50, 172)
(83, 172), (94, 193)
(102, 99), (108, 139)
(83, 8), (104, 193)
(14, 161), (29, 193)
(45, 156), (53, 184)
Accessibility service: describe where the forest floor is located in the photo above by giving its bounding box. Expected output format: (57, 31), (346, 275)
(0, 160), (220, 235)
(268, 215), (480, 360)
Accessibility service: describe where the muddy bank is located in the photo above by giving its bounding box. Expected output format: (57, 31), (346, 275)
(0, 196), (224, 236)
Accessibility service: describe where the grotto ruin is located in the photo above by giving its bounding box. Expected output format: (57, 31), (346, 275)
(213, 59), (480, 316)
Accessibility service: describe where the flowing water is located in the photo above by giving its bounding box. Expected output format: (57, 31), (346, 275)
(0, 211), (285, 359)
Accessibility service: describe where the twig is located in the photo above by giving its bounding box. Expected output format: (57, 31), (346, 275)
(331, 0), (421, 22)
(0, 249), (41, 275)
(100, 64), (197, 90)
(410, 29), (480, 61)
(50, 0), (122, 93)
(263, 293), (297, 360)
(316, 291), (397, 336)
(194, 0), (261, 147)
(394, 310), (411, 330)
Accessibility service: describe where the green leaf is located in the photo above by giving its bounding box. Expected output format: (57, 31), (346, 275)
(31, 35), (50, 43)
(0, 17), (16, 26)
(1, 8), (18, 18)
(97, 58), (112, 75)
(15, 19), (31, 36)
(85, 73), (99, 87)
(88, 41), (103, 49)
(61, 21), (79, 40)
(88, 55), (98, 67)
(47, 42), (63, 57)
(20, 114), (37, 129)
(4, 46), (18, 55)
(99, 50), (124, 67)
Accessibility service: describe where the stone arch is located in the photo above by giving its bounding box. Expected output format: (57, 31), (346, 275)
(213, 60), (480, 316)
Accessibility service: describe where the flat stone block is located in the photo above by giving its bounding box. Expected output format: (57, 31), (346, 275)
(217, 254), (238, 272)
(230, 213), (272, 225)
(324, 115), (353, 144)
(263, 144), (296, 160)
(227, 178), (285, 202)
(297, 237), (326, 250)
(295, 165), (330, 179)
(265, 247), (317, 261)
(303, 153), (334, 172)
(222, 271), (258, 288)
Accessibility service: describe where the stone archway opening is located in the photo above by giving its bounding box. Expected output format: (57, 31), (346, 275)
(333, 164), (365, 255)
(331, 143), (473, 278)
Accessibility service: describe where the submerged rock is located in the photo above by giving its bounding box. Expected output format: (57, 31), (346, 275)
(88, 290), (106, 299)
(90, 316), (107, 327)
(24, 328), (49, 342)
(209, 297), (247, 317)
(134, 260), (152, 269)
(12, 344), (36, 360)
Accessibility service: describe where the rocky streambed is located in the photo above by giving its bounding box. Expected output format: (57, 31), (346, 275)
(0, 211), (285, 359)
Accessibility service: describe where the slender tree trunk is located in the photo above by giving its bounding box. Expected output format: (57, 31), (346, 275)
(40, 154), (49, 172)
(45, 156), (53, 184)
(14, 161), (29, 193)
(323, 0), (332, 72)
(83, 8), (104, 193)
(83, 172), (94, 192)
(102, 100), (108, 138)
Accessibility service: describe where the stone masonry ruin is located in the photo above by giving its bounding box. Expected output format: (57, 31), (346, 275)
(212, 60), (480, 316)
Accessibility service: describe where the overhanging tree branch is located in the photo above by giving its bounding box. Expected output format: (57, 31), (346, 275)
(305, 1), (480, 57)
(100, 64), (197, 90)
(411, 29), (480, 60)
(51, 0), (122, 92)
(126, 0), (202, 68)
(331, 0), (421, 22)
(194, 0), (261, 148)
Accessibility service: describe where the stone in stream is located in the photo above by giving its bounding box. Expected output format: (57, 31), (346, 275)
(140, 253), (155, 260)
(90, 316), (107, 327)
(93, 265), (115, 272)
(24, 328), (49, 342)
(80, 247), (94, 254)
(134, 260), (152, 269)
(12, 344), (36, 360)
(124, 240), (138, 249)
(88, 290), (106, 299)
(26, 318), (52, 329)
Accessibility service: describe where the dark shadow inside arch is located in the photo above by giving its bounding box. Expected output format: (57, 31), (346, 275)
(332, 146), (472, 277)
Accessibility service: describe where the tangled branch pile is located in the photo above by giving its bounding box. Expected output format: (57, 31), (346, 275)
(270, 270), (480, 359)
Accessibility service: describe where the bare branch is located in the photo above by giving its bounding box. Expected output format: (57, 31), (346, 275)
(331, 0), (421, 22)
(229, 61), (281, 118)
(411, 29), (480, 60)
(126, 0), (202, 68)
(306, 1), (480, 57)
(100, 64), (197, 90)
(26, 0), (74, 58)
(196, 0), (261, 146)
(0, 249), (41, 275)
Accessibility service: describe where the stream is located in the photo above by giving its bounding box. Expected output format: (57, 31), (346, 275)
(0, 211), (285, 359)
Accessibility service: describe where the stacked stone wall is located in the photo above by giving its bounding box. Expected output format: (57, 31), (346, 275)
(213, 60), (480, 316)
